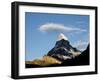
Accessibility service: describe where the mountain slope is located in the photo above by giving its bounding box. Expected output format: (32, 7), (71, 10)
(47, 33), (81, 61)
(26, 55), (61, 68)
(61, 44), (89, 66)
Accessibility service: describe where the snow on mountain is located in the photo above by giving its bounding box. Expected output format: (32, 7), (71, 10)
(57, 33), (68, 41)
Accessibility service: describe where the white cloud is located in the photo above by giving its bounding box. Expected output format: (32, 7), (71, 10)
(73, 40), (89, 51)
(39, 23), (86, 33)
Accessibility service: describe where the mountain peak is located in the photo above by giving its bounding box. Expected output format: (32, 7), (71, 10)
(57, 33), (68, 41)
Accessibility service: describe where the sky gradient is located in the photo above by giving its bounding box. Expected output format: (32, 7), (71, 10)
(25, 12), (89, 61)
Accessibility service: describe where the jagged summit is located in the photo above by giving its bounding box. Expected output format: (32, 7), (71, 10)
(57, 33), (68, 41)
(47, 33), (81, 61)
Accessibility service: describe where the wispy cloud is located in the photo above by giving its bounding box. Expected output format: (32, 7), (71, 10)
(73, 40), (89, 51)
(39, 23), (86, 33)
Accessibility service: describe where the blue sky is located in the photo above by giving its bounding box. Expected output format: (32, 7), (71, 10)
(25, 12), (89, 61)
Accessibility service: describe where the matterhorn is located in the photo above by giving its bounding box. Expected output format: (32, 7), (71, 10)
(47, 33), (81, 61)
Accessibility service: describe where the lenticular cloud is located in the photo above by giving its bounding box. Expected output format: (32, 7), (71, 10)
(39, 23), (86, 33)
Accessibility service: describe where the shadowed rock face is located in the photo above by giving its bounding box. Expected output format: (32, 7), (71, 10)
(77, 44), (89, 64)
(61, 44), (89, 66)
(47, 39), (81, 61)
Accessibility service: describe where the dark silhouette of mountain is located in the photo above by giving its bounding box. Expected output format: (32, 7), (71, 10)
(74, 44), (89, 65)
